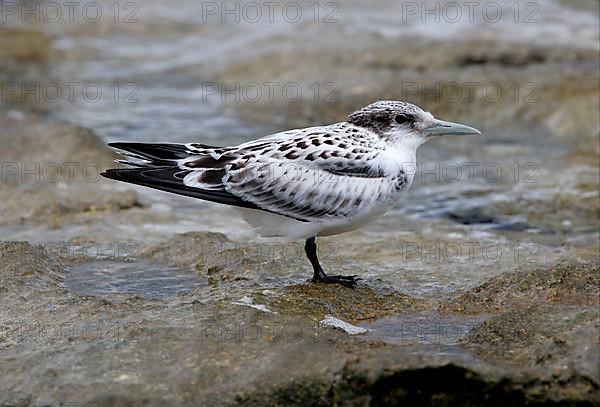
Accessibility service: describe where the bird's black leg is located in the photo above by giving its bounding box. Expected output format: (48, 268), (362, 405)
(304, 236), (360, 288)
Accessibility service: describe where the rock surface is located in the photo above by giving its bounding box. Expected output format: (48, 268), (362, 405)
(1, 240), (598, 406)
(0, 27), (52, 62)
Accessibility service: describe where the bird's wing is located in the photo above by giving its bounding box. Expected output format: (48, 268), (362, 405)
(103, 125), (406, 223)
(180, 126), (405, 222)
(102, 142), (267, 212)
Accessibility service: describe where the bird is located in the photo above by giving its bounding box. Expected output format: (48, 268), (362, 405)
(102, 100), (481, 288)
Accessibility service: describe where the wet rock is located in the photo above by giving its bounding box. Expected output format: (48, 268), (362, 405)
(0, 109), (116, 175)
(1, 241), (72, 352)
(359, 39), (596, 73)
(0, 109), (144, 225)
(0, 241), (65, 289)
(438, 263), (600, 314)
(429, 263), (600, 403)
(236, 345), (599, 406)
(140, 232), (311, 286)
(6, 184), (143, 227)
(0, 27), (56, 113)
(140, 231), (428, 322)
(264, 284), (429, 323)
(463, 304), (599, 404)
(139, 231), (231, 268)
(1, 241), (598, 405)
(446, 208), (497, 225)
(0, 239), (352, 405)
(0, 27), (52, 62)
(487, 191), (600, 237)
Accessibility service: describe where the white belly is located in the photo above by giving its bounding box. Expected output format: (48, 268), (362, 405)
(236, 167), (414, 240)
(237, 199), (395, 240)
(316, 207), (390, 236)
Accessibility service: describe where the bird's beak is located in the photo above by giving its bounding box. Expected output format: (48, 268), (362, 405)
(424, 119), (481, 137)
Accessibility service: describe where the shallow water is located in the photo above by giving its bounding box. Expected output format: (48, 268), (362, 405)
(65, 260), (206, 298)
(358, 312), (489, 361)
(359, 312), (488, 347)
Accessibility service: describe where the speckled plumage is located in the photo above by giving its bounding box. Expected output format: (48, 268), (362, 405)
(102, 100), (479, 241)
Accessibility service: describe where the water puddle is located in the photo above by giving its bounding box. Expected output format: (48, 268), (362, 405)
(64, 260), (207, 299)
(358, 312), (489, 359)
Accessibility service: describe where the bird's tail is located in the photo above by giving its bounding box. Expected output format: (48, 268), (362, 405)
(105, 142), (206, 167)
(101, 142), (261, 209)
(101, 142), (194, 196)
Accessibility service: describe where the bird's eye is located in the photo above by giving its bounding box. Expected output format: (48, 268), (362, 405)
(394, 114), (412, 125)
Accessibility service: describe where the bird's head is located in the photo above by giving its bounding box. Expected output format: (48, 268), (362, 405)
(347, 100), (480, 149)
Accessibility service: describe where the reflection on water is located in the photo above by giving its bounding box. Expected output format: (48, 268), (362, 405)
(358, 313), (489, 362)
(359, 312), (488, 346)
(65, 260), (207, 298)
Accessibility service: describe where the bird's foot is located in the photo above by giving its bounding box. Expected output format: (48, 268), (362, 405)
(311, 274), (361, 288)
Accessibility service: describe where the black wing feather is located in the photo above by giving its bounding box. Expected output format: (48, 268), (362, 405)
(108, 142), (193, 162)
(102, 166), (262, 209)
(103, 142), (261, 209)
